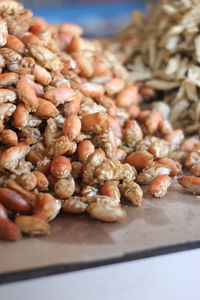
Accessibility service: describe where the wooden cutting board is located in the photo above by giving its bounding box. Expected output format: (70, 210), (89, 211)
(1, 179), (200, 283)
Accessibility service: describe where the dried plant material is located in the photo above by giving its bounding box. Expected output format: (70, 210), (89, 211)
(114, 0), (200, 134)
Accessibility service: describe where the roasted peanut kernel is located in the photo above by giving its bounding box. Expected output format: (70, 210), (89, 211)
(87, 201), (126, 222)
(17, 77), (39, 112)
(34, 193), (61, 222)
(63, 115), (81, 141)
(148, 175), (171, 198)
(94, 160), (137, 184)
(54, 177), (75, 199)
(145, 111), (162, 134)
(156, 158), (182, 176)
(164, 129), (184, 151)
(128, 104), (141, 119)
(191, 164), (200, 177)
(62, 197), (88, 214)
(13, 103), (30, 129)
(82, 149), (106, 184)
(178, 176), (200, 195)
(108, 116), (122, 139)
(81, 112), (108, 133)
(0, 129), (18, 146)
(149, 139), (169, 159)
(124, 120), (143, 147)
(159, 119), (173, 136)
(77, 140), (95, 162)
(0, 218), (22, 241)
(44, 86), (76, 106)
(15, 216), (50, 236)
(5, 179), (36, 203)
(28, 44), (62, 72)
(0, 103), (16, 121)
(35, 97), (59, 118)
(80, 82), (105, 98)
(105, 78), (125, 96)
(50, 156), (71, 179)
(32, 64), (52, 86)
(0, 142), (30, 171)
(94, 128), (117, 159)
(18, 172), (37, 191)
(0, 187), (30, 213)
(184, 151), (200, 168)
(126, 150), (154, 171)
(32, 171), (49, 191)
(100, 181), (120, 203)
(46, 136), (77, 157)
(116, 86), (140, 107)
(62, 95), (81, 117)
(120, 180), (143, 207)
(6, 35), (25, 54)
(0, 72), (19, 87)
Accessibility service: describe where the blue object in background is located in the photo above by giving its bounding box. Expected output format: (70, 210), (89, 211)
(21, 0), (146, 37)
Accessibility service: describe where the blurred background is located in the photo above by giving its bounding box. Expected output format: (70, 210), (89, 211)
(20, 0), (148, 37)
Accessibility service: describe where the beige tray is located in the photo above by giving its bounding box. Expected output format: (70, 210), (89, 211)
(1, 180), (200, 284)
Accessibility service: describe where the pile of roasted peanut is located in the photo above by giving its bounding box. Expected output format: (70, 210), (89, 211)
(0, 0), (200, 242)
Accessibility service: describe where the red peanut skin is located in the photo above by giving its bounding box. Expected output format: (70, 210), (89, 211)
(0, 218), (21, 241)
(0, 188), (31, 214)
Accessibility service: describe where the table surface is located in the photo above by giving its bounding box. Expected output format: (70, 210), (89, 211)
(1, 248), (200, 300)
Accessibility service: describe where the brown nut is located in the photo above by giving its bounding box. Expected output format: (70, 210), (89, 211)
(0, 188), (31, 213)
(126, 150), (154, 171)
(81, 112), (108, 133)
(15, 215), (50, 236)
(17, 172), (37, 191)
(33, 193), (61, 222)
(77, 140), (95, 162)
(63, 115), (81, 141)
(50, 156), (72, 178)
(0, 218), (21, 241)
(32, 171), (49, 191)
(148, 175), (171, 198)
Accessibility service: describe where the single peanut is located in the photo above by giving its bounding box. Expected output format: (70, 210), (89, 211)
(32, 171), (49, 191)
(116, 86), (140, 107)
(0, 129), (18, 146)
(34, 193), (61, 222)
(178, 176), (200, 195)
(148, 175), (171, 198)
(0, 218), (21, 241)
(50, 156), (71, 178)
(126, 150), (154, 171)
(0, 187), (30, 213)
(81, 112), (108, 133)
(80, 82), (105, 98)
(78, 140), (95, 162)
(18, 172), (37, 191)
(63, 115), (81, 140)
(36, 97), (59, 118)
(15, 215), (50, 236)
